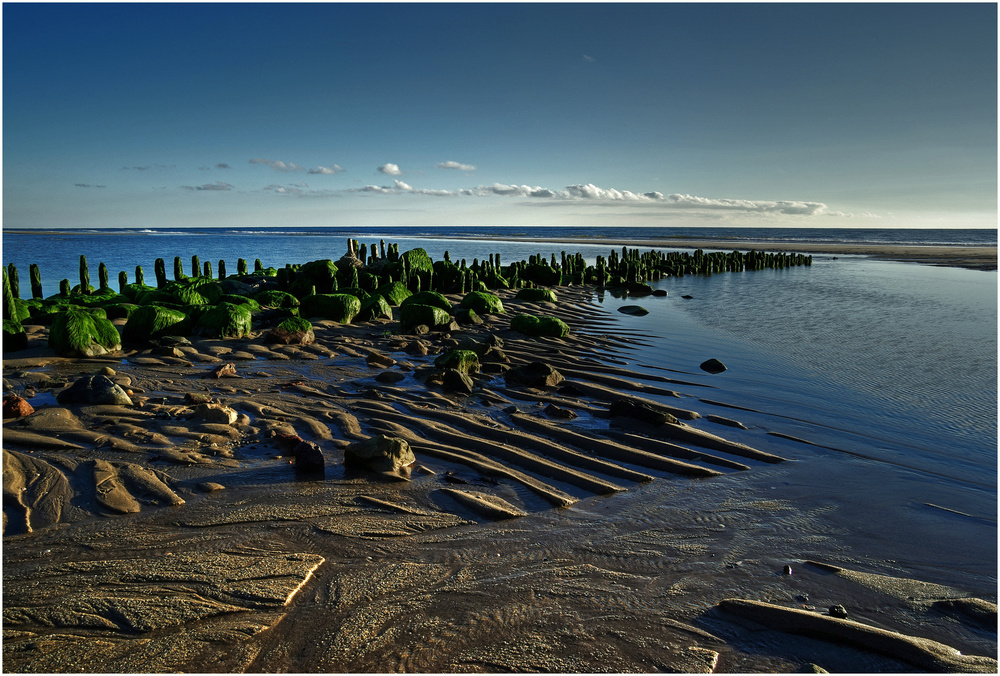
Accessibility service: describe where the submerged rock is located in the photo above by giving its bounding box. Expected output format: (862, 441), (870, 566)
(700, 358), (727, 374)
(618, 305), (649, 316)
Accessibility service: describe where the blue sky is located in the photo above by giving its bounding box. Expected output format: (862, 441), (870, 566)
(3, 3), (996, 229)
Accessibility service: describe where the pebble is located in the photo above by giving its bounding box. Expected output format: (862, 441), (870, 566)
(828, 604), (849, 619)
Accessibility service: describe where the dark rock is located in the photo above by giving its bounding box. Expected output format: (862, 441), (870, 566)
(344, 435), (416, 474)
(652, 289), (668, 297)
(434, 349), (480, 374)
(505, 362), (565, 389)
(366, 351), (397, 369)
(197, 482), (226, 493)
(783, 565), (793, 575)
(442, 368), (475, 395)
(480, 362), (509, 375)
(208, 363), (238, 379)
(57, 375), (133, 406)
(276, 433), (305, 452)
(184, 392), (212, 405)
(618, 305), (649, 316)
(503, 405), (520, 414)
(3, 395), (34, 419)
(157, 335), (192, 347)
(455, 307), (483, 325)
(681, 294), (694, 299)
(405, 341), (430, 356)
(700, 358), (727, 374)
(828, 604), (849, 619)
(375, 370), (406, 384)
(557, 383), (584, 396)
(153, 345), (186, 358)
(293, 441), (325, 474)
(626, 282), (653, 296)
(544, 403), (577, 420)
(609, 397), (678, 426)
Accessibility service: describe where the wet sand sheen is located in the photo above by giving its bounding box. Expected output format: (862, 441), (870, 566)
(3, 285), (996, 672)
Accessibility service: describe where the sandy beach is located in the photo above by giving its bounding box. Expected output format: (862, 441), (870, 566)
(3, 279), (996, 673)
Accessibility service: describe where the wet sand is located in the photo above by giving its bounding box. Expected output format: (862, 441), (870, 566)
(430, 235), (999, 271)
(3, 286), (996, 672)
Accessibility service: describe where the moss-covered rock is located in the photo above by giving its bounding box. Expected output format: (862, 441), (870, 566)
(121, 283), (156, 302)
(102, 303), (140, 320)
(48, 308), (122, 357)
(401, 248), (434, 274)
(515, 288), (558, 303)
(265, 316), (314, 345)
(375, 281), (413, 306)
(434, 349), (480, 374)
(195, 302), (252, 339)
(136, 289), (178, 306)
(3, 319), (28, 352)
(432, 260), (464, 293)
(399, 303), (451, 331)
(295, 259), (339, 294)
(460, 291), (504, 315)
(357, 294), (393, 322)
(300, 293), (361, 323)
(402, 290), (452, 313)
(337, 286), (371, 301)
(220, 294), (261, 312)
(122, 305), (190, 343)
(510, 314), (570, 338)
(522, 263), (560, 286)
(162, 278), (223, 305)
(254, 289), (300, 309)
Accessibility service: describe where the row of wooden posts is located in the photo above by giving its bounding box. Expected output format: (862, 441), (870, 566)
(4, 241), (812, 303)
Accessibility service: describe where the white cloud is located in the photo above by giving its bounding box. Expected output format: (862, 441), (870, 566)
(308, 165), (344, 175)
(378, 163), (402, 175)
(665, 193), (829, 215)
(74, 183), (106, 188)
(356, 179), (455, 197)
(583, 54), (596, 63)
(436, 160), (476, 171)
(181, 181), (234, 191)
(250, 158), (304, 172)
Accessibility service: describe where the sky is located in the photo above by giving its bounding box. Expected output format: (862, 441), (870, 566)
(2, 2), (996, 230)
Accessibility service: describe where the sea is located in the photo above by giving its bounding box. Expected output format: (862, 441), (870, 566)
(3, 225), (997, 592)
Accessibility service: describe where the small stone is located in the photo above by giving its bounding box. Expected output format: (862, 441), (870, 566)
(184, 392), (213, 405)
(366, 352), (397, 369)
(208, 363), (238, 379)
(197, 482), (226, 493)
(618, 305), (649, 316)
(681, 294), (694, 299)
(441, 368), (475, 395)
(293, 441), (325, 474)
(544, 403), (577, 420)
(783, 564), (793, 575)
(56, 375), (133, 406)
(2, 395), (35, 419)
(192, 403), (238, 425)
(344, 435), (416, 474)
(375, 370), (406, 384)
(98, 366), (116, 376)
(700, 358), (727, 374)
(828, 604), (848, 619)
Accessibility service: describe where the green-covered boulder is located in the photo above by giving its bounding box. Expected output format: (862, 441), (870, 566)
(195, 302), (252, 339)
(295, 259), (339, 294)
(102, 303), (140, 320)
(300, 293), (361, 323)
(48, 308), (122, 357)
(357, 295), (393, 322)
(122, 305), (191, 343)
(221, 294), (261, 312)
(510, 314), (570, 338)
(402, 290), (452, 313)
(254, 289), (300, 309)
(163, 278), (223, 305)
(434, 349), (480, 374)
(3, 319), (28, 352)
(460, 291), (504, 315)
(375, 281), (413, 306)
(515, 288), (558, 303)
(121, 283), (156, 302)
(401, 248), (433, 274)
(522, 263), (560, 286)
(432, 260), (464, 293)
(399, 303), (451, 331)
(337, 286), (371, 301)
(265, 316), (314, 345)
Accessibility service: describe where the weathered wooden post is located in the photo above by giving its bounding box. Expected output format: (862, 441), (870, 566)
(173, 256), (184, 281)
(191, 255), (201, 278)
(118, 271), (128, 292)
(29, 264), (42, 299)
(7, 264), (20, 299)
(79, 255), (91, 293)
(98, 262), (110, 291)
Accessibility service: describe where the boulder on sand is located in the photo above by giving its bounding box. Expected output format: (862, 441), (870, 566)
(265, 317), (315, 345)
(344, 435), (416, 475)
(505, 362), (564, 389)
(3, 395), (35, 419)
(293, 441), (325, 474)
(57, 375), (133, 407)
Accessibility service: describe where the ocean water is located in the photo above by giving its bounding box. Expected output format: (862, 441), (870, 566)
(3, 226), (997, 582)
